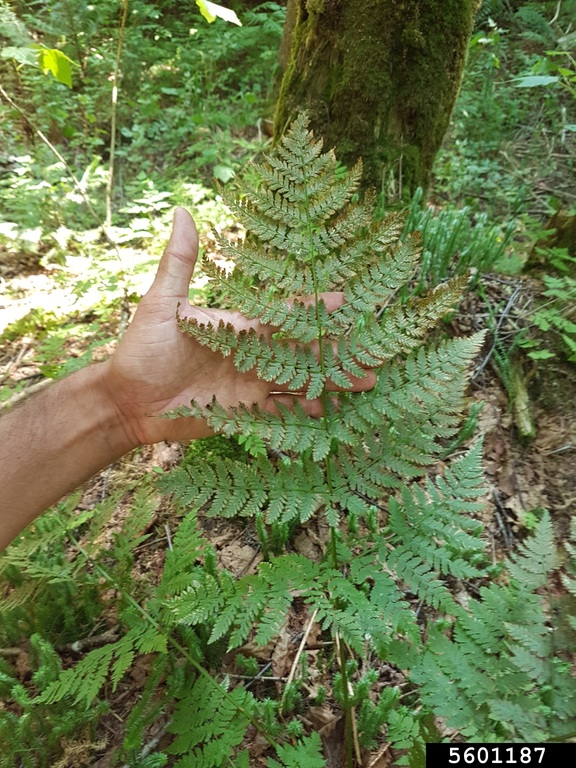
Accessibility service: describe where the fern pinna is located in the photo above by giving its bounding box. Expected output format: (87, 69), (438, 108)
(414, 512), (576, 741)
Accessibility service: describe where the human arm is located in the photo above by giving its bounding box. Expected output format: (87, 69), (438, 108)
(0, 362), (136, 550)
(0, 209), (376, 550)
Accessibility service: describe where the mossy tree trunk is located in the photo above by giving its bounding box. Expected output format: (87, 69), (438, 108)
(274, 0), (480, 199)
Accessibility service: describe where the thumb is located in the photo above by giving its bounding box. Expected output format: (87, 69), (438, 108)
(151, 207), (199, 298)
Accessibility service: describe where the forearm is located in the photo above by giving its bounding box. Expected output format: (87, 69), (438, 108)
(0, 362), (137, 551)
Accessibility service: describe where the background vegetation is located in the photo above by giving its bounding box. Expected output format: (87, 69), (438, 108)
(1, 1), (576, 766)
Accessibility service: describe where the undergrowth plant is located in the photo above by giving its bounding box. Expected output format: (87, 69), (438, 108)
(518, 246), (576, 362)
(416, 511), (576, 741)
(2, 117), (576, 767)
(404, 188), (515, 287)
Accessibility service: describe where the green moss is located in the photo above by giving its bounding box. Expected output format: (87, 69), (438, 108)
(275, 0), (477, 199)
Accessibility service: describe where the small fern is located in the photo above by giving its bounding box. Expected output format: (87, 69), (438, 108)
(167, 677), (255, 768)
(413, 512), (576, 741)
(266, 732), (326, 768)
(37, 621), (166, 707)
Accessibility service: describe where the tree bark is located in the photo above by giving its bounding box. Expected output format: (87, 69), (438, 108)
(274, 0), (480, 199)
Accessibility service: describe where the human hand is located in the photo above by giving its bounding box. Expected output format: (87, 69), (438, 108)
(105, 208), (376, 446)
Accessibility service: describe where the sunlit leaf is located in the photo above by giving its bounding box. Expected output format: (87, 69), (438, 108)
(36, 47), (75, 87)
(515, 75), (559, 88)
(195, 0), (242, 26)
(213, 164), (235, 183)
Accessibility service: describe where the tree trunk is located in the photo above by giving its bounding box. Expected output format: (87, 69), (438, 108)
(274, 0), (479, 199)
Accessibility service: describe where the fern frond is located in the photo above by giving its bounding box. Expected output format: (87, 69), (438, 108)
(159, 507), (211, 597)
(387, 442), (486, 568)
(36, 621), (166, 708)
(215, 236), (303, 291)
(386, 707), (422, 752)
(165, 556), (300, 651)
(168, 677), (254, 767)
(387, 548), (456, 612)
(177, 315), (240, 356)
(344, 276), (469, 367)
(507, 511), (559, 588)
(157, 115), (499, 753)
(331, 232), (421, 318)
(264, 457), (326, 524)
(164, 573), (227, 629)
(267, 732), (326, 768)
(414, 514), (576, 740)
(349, 556), (419, 639)
(169, 398), (355, 462)
(38, 638), (118, 707)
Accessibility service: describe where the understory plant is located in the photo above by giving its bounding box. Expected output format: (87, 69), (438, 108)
(2, 116), (575, 767)
(519, 247), (576, 362)
(404, 188), (515, 287)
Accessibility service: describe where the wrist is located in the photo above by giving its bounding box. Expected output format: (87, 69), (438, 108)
(88, 361), (141, 455)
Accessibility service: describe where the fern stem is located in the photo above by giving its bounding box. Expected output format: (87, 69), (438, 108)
(298, 154), (336, 538)
(336, 635), (355, 768)
(300, 154), (355, 768)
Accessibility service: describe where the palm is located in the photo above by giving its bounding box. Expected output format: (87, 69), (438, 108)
(107, 209), (375, 446)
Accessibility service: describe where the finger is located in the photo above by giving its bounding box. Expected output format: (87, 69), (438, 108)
(150, 207), (199, 298)
(286, 291), (345, 314)
(325, 368), (377, 392)
(263, 393), (330, 418)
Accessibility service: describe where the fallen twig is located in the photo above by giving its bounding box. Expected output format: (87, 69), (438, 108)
(281, 607), (319, 712)
(473, 284), (523, 379)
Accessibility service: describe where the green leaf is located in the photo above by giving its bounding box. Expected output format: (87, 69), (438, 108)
(515, 75), (559, 88)
(195, 1), (242, 26)
(0, 45), (38, 66)
(213, 164), (235, 183)
(527, 349), (555, 360)
(267, 732), (326, 767)
(36, 46), (75, 87)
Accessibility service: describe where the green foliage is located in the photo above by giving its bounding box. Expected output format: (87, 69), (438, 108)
(435, 6), (575, 220)
(267, 732), (326, 768)
(405, 188), (516, 286)
(2, 41), (575, 760)
(168, 676), (254, 767)
(0, 494), (103, 647)
(154, 117), (575, 760)
(518, 259), (576, 361)
(0, 0), (31, 46)
(157, 116), (489, 760)
(0, 633), (106, 767)
(413, 512), (576, 741)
